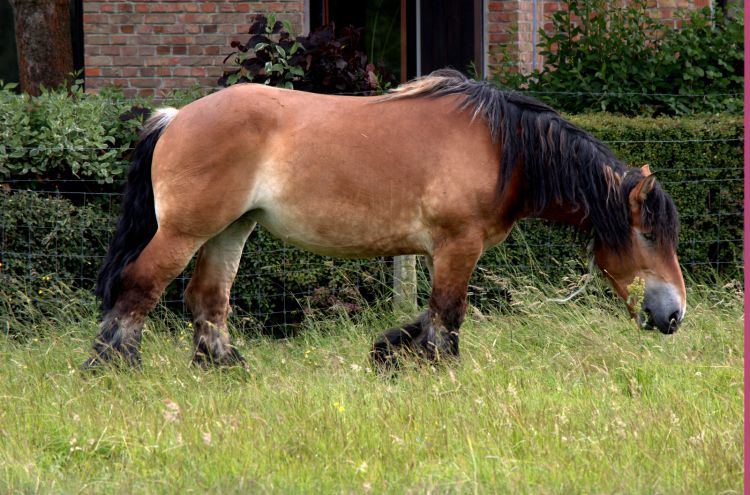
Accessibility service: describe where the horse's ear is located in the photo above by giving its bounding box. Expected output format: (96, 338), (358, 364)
(641, 164), (652, 176)
(630, 174), (657, 207)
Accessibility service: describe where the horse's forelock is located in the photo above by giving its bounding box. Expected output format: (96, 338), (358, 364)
(622, 172), (680, 251)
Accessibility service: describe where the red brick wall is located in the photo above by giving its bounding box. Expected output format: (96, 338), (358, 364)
(83, 1), (304, 96)
(83, 1), (712, 95)
(486, 0), (712, 76)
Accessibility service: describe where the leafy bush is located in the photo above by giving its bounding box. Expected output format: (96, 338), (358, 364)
(0, 81), (146, 184)
(498, 1), (743, 116)
(219, 14), (397, 94)
(657, 8), (744, 114)
(0, 190), (116, 289)
(0, 81), (212, 189)
(220, 15), (306, 89)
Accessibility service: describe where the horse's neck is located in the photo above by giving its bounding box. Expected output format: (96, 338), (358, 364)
(532, 201), (590, 230)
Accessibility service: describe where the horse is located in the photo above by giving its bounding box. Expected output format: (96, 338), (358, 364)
(82, 69), (685, 369)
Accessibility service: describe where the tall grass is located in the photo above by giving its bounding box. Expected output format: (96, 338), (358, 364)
(0, 278), (742, 494)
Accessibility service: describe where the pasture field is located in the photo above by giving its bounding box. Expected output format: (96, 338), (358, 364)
(0, 281), (742, 494)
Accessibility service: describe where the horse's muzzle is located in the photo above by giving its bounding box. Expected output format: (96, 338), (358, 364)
(639, 282), (684, 334)
(638, 309), (682, 334)
(637, 280), (685, 334)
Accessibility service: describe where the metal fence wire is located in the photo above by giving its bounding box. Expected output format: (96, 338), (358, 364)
(0, 161), (742, 331)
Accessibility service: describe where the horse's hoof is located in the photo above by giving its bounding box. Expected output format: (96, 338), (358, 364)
(191, 346), (247, 369)
(79, 351), (142, 372)
(370, 340), (400, 371)
(80, 356), (101, 372)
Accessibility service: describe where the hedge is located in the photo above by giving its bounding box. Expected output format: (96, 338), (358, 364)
(0, 109), (742, 328)
(501, 3), (744, 116)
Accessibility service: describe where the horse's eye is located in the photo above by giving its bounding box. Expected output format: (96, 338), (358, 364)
(642, 232), (656, 242)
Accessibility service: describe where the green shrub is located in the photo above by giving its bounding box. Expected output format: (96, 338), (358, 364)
(0, 190), (115, 285)
(498, 1), (743, 116)
(0, 81), (147, 184)
(0, 82), (208, 186)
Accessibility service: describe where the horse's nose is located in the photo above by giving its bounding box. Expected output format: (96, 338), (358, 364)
(641, 282), (684, 335)
(643, 306), (682, 334)
(663, 311), (681, 334)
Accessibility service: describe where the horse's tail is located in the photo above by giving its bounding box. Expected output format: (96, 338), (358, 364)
(95, 108), (179, 311)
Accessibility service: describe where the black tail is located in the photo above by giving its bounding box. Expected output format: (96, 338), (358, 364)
(95, 109), (178, 311)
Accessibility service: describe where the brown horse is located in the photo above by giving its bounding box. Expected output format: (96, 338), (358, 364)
(83, 69), (685, 369)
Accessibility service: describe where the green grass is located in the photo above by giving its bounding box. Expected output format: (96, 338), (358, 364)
(0, 281), (743, 494)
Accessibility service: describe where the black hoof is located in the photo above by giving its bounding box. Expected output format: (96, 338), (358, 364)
(370, 321), (424, 370)
(191, 345), (247, 369)
(80, 347), (142, 372)
(415, 329), (460, 362)
(80, 356), (101, 371)
(370, 339), (400, 370)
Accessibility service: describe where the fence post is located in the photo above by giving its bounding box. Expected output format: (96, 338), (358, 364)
(393, 255), (417, 310)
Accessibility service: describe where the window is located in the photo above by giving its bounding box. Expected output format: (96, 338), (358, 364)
(0, 0), (18, 83)
(309, 0), (483, 82)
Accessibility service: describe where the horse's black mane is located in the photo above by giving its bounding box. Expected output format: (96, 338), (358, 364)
(386, 69), (679, 253)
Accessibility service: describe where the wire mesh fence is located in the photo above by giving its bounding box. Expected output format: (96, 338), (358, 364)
(0, 85), (744, 330)
(0, 154), (743, 331)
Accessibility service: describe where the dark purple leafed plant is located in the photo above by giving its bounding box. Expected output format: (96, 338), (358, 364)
(219, 14), (396, 95)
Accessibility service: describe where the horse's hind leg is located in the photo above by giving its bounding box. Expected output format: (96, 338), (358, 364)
(84, 228), (203, 368)
(185, 217), (256, 367)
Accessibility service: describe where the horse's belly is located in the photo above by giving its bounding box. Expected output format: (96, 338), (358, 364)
(247, 154), (432, 258)
(252, 205), (429, 259)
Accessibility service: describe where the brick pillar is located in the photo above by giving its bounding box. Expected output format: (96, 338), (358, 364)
(83, 1), (304, 97)
(486, 0), (543, 77)
(486, 1), (520, 76)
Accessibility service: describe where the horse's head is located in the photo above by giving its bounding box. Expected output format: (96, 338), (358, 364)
(594, 165), (685, 334)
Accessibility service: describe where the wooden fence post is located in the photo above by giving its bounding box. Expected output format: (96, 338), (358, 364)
(393, 255), (417, 310)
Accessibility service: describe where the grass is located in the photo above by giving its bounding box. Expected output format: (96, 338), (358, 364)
(0, 280), (743, 494)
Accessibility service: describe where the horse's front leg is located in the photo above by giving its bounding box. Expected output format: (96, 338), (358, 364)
(372, 235), (483, 366)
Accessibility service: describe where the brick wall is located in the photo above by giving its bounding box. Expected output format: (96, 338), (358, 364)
(486, 0), (712, 76)
(83, 1), (304, 96)
(83, 1), (712, 95)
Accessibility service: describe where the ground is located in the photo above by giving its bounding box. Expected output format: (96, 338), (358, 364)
(0, 281), (743, 494)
